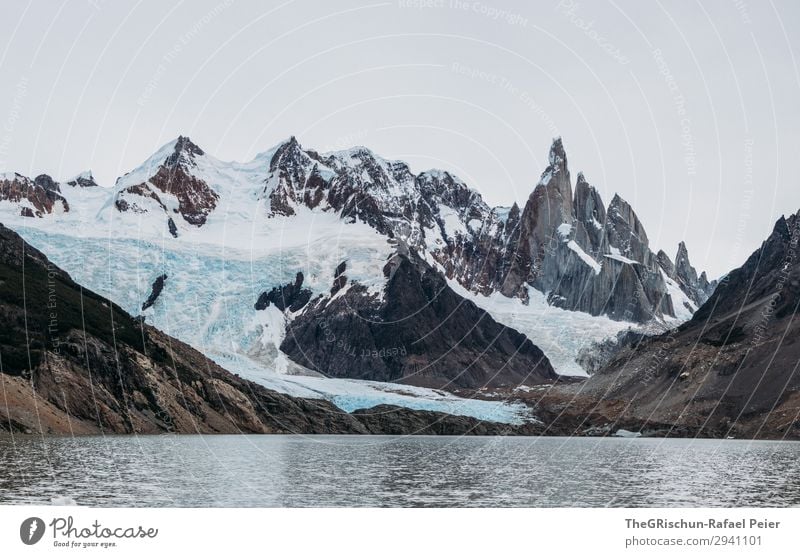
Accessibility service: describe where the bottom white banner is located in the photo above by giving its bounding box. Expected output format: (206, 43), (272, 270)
(1, 507), (796, 556)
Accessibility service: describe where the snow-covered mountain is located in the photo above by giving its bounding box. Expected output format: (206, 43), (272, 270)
(0, 135), (714, 413)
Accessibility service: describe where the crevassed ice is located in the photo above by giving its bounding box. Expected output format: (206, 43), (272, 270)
(14, 226), (533, 425)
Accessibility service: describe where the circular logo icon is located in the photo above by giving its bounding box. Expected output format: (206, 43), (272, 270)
(20, 517), (45, 545)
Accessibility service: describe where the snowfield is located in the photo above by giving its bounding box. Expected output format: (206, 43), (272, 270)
(445, 279), (634, 377)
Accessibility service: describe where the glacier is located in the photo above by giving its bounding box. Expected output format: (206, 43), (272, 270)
(12, 224), (532, 425)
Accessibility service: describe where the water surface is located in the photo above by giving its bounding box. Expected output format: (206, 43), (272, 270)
(1, 435), (798, 507)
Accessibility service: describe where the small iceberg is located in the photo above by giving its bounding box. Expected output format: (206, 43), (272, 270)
(613, 429), (642, 438)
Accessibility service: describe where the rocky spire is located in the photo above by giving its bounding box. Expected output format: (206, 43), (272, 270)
(675, 241), (698, 285)
(573, 172), (606, 254)
(656, 249), (676, 278)
(674, 241), (715, 306)
(604, 193), (651, 264)
(540, 137), (573, 222)
(698, 271), (711, 291)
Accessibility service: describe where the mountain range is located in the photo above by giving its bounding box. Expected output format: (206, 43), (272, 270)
(1, 135), (796, 438)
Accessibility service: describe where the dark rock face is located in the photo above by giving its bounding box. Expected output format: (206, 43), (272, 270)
(604, 194), (652, 264)
(0, 173), (69, 217)
(142, 273), (167, 311)
(573, 172), (606, 254)
(280, 249), (557, 389)
(584, 210), (800, 438)
(498, 141), (574, 300)
(656, 249), (676, 277)
(525, 137), (575, 287)
(33, 174), (60, 193)
(267, 137), (326, 216)
(255, 272), (312, 312)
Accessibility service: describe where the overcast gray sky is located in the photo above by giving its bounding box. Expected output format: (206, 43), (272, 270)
(0, 0), (798, 277)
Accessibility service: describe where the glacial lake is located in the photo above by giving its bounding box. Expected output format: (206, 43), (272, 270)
(1, 435), (799, 507)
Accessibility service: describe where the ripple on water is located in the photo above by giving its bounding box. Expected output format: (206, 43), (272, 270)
(1, 435), (799, 507)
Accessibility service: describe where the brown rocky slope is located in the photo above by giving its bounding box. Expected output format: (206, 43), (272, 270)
(545, 210), (800, 439)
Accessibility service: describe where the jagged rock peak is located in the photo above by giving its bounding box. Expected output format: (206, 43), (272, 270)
(574, 172), (603, 209)
(675, 241), (698, 282)
(673, 241), (718, 306)
(534, 137), (573, 218)
(34, 174), (60, 192)
(175, 135), (204, 156)
(269, 136), (312, 170)
(698, 270), (711, 290)
(166, 135), (205, 168)
(603, 192), (653, 267)
(548, 136), (567, 172)
(66, 170), (98, 188)
(607, 193), (647, 239)
(656, 249), (676, 278)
